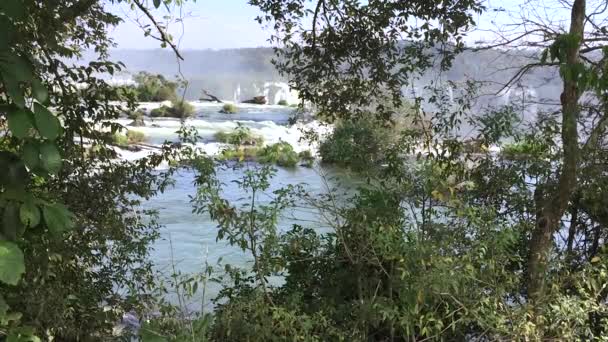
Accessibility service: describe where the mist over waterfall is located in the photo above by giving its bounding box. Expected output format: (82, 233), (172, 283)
(85, 47), (563, 114)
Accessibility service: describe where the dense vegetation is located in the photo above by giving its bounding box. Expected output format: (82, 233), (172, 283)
(113, 130), (146, 147)
(119, 71), (179, 103)
(150, 100), (196, 118)
(216, 126), (303, 167)
(0, 0), (190, 340)
(1, 0), (608, 341)
(219, 103), (238, 114)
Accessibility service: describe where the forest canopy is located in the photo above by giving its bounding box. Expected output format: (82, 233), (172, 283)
(1, 0), (607, 341)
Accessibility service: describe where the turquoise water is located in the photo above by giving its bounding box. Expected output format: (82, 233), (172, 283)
(128, 103), (354, 309)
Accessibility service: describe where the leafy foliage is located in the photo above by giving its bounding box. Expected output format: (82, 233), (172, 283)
(150, 100), (196, 118)
(219, 103), (238, 114)
(0, 0), (192, 340)
(250, 0), (485, 120)
(319, 116), (393, 172)
(258, 142), (300, 167)
(214, 125), (264, 146)
(132, 71), (179, 102)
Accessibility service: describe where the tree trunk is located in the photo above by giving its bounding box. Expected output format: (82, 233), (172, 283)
(566, 195), (579, 260)
(526, 0), (585, 303)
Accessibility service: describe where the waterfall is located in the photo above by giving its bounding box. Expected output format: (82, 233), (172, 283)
(233, 83), (241, 102)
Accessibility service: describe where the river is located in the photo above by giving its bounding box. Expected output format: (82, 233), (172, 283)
(114, 102), (356, 310)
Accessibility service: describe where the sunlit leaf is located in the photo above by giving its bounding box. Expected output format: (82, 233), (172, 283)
(42, 203), (74, 236)
(20, 199), (40, 228)
(0, 240), (25, 285)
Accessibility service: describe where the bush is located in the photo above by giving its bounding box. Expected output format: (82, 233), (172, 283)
(148, 100), (195, 118)
(112, 130), (146, 146)
(214, 126), (264, 146)
(112, 132), (128, 146)
(258, 141), (299, 167)
(277, 99), (288, 106)
(153, 85), (178, 102)
(126, 130), (146, 144)
(220, 103), (238, 114)
(319, 116), (392, 171)
(133, 71), (178, 102)
(149, 106), (168, 117)
(126, 108), (145, 120)
(170, 100), (195, 118)
(219, 146), (260, 161)
(298, 150), (314, 167)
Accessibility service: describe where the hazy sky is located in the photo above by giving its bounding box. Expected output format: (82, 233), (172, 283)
(108, 0), (271, 50)
(107, 0), (578, 50)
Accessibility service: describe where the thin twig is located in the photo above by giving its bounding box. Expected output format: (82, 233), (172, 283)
(132, 0), (184, 60)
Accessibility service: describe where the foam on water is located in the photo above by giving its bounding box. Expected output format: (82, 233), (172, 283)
(117, 117), (331, 155)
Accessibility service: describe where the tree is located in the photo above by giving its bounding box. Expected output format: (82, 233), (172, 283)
(471, 0), (608, 310)
(0, 0), (192, 339)
(242, 0), (608, 338)
(250, 0), (484, 120)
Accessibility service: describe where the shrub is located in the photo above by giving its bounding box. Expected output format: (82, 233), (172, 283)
(277, 99), (288, 106)
(258, 141), (299, 167)
(220, 103), (238, 114)
(112, 130), (146, 146)
(214, 126), (264, 146)
(219, 146), (260, 161)
(148, 100), (195, 118)
(126, 108), (145, 120)
(112, 132), (128, 146)
(133, 71), (178, 102)
(298, 150), (314, 167)
(149, 106), (168, 118)
(116, 85), (140, 101)
(170, 100), (195, 118)
(153, 85), (178, 102)
(126, 130), (146, 144)
(319, 116), (393, 172)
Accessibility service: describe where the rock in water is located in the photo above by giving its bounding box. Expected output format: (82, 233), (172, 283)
(242, 96), (267, 105)
(127, 116), (145, 127)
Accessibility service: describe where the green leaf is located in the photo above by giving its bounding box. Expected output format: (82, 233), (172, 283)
(20, 199), (40, 228)
(2, 202), (24, 240)
(140, 327), (168, 342)
(7, 327), (41, 342)
(0, 152), (28, 190)
(0, 52), (33, 82)
(39, 142), (61, 174)
(0, 16), (15, 49)
(42, 203), (74, 236)
(33, 103), (61, 140)
(153, 0), (162, 8)
(0, 0), (26, 20)
(2, 74), (25, 108)
(31, 78), (48, 104)
(21, 141), (40, 171)
(7, 109), (33, 138)
(0, 240), (25, 285)
(0, 294), (8, 317)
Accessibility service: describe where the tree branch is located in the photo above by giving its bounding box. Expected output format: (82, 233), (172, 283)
(131, 0), (184, 60)
(311, 0), (324, 51)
